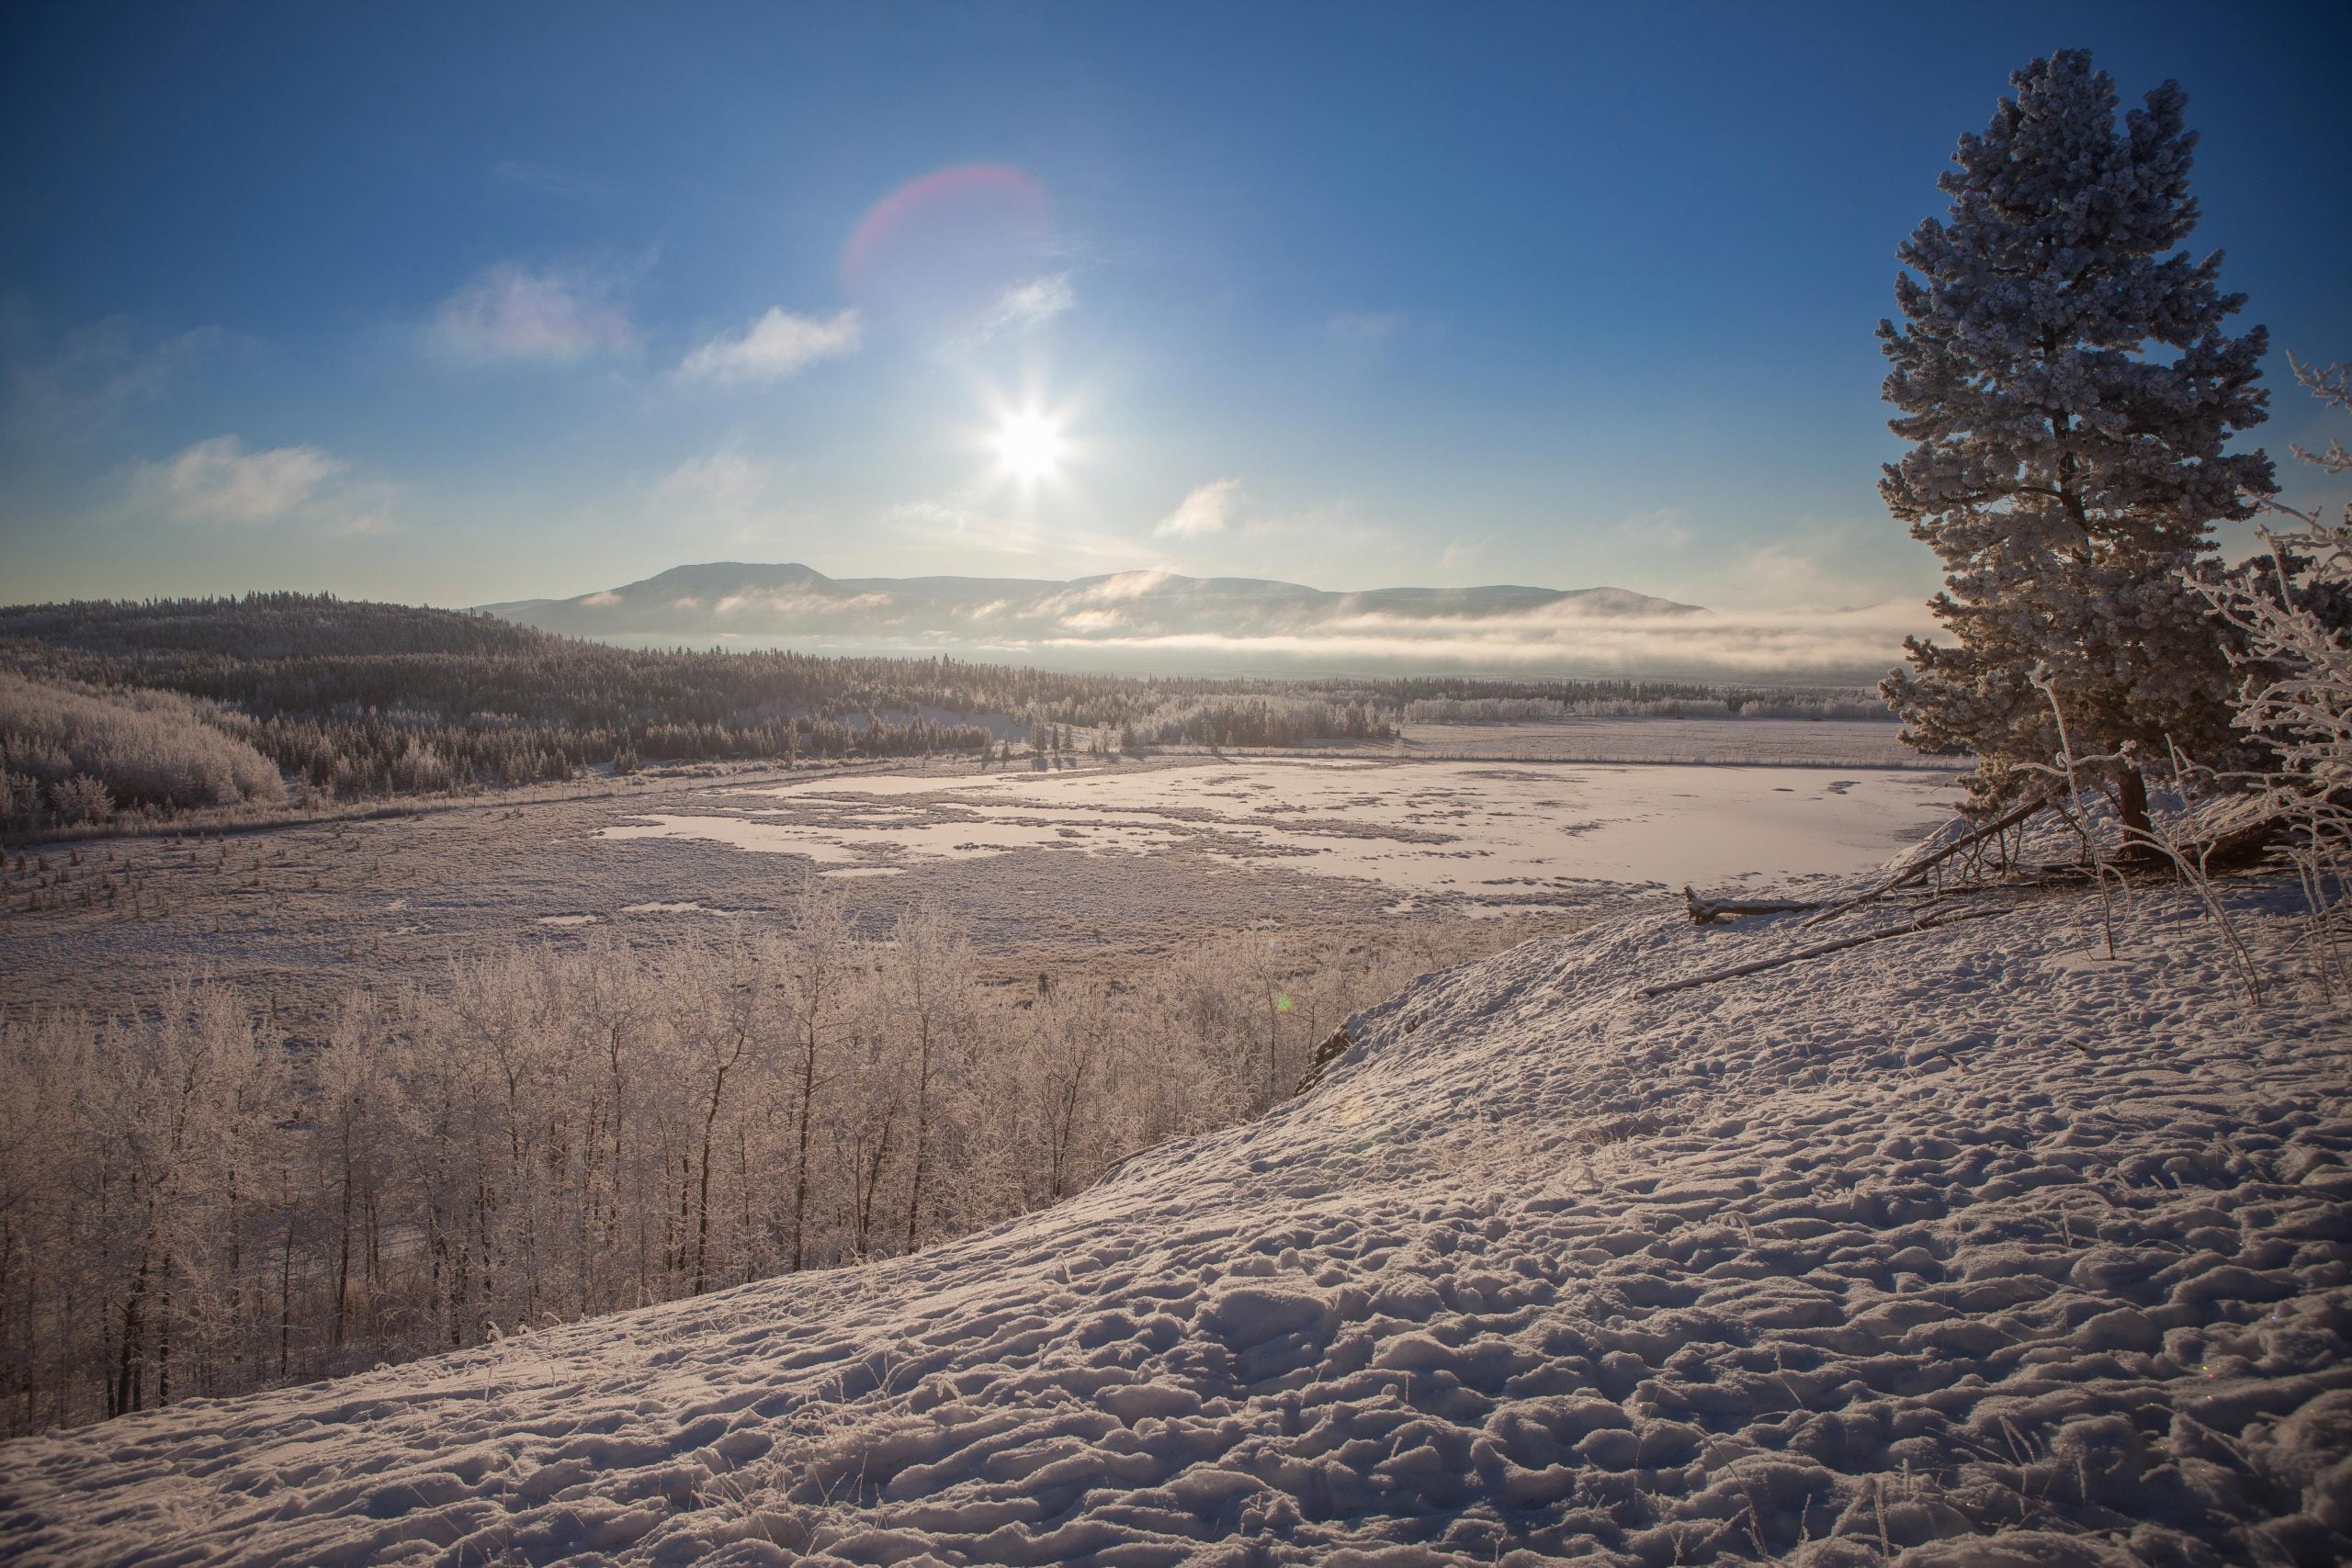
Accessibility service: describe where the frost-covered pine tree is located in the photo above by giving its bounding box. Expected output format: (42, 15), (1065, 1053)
(1878, 49), (2274, 840)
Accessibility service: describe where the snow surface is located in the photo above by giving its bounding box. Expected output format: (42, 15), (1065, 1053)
(4, 863), (2350, 1566)
(598, 761), (1956, 908)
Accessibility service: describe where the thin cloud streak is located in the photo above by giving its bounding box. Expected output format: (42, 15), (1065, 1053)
(428, 265), (638, 364)
(1155, 479), (1242, 537)
(4, 315), (220, 434)
(491, 159), (611, 201)
(132, 436), (345, 525)
(125, 435), (396, 535)
(1326, 311), (1399, 346)
(675, 307), (861, 386)
(651, 450), (786, 542)
(970, 274), (1074, 340)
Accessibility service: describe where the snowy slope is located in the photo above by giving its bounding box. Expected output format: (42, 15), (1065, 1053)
(4, 872), (2350, 1566)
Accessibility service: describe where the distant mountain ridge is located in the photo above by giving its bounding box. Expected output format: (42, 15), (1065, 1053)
(481, 562), (1704, 654)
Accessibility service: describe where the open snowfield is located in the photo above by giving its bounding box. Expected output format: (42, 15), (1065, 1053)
(6, 850), (2347, 1565)
(601, 761), (1957, 912)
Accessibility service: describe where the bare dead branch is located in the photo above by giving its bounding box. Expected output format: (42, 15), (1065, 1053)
(1799, 795), (2052, 930)
(1641, 908), (2008, 999)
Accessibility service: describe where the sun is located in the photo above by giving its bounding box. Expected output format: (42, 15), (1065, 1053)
(992, 410), (1066, 483)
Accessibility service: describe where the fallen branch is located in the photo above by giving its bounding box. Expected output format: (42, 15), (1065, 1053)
(1640, 907), (2007, 998)
(2184, 813), (2289, 874)
(1800, 794), (2052, 929)
(1682, 886), (1818, 924)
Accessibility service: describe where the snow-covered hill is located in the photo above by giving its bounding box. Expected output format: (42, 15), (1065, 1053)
(4, 870), (2349, 1566)
(480, 562), (1703, 647)
(472, 562), (1811, 677)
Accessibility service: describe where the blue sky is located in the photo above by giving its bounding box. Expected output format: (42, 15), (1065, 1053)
(5, 1), (2346, 616)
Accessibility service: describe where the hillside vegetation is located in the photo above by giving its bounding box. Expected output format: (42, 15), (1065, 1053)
(0, 890), (1562, 1436)
(0, 671), (285, 829)
(0, 595), (1388, 795)
(0, 595), (1884, 808)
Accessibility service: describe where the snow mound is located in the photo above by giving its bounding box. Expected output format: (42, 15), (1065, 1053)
(5, 878), (2349, 1566)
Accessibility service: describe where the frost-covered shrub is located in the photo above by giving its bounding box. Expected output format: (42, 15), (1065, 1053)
(0, 768), (40, 823)
(0, 894), (1551, 1433)
(1134, 694), (1391, 747)
(45, 773), (114, 825)
(1727, 694), (1895, 722)
(0, 670), (286, 815)
(2201, 357), (2352, 785)
(2198, 355), (2352, 963)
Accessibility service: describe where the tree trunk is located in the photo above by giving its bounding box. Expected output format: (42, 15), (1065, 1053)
(334, 1124), (354, 1349)
(854, 1103), (896, 1260)
(224, 1165), (242, 1383)
(690, 1040), (741, 1296)
(2117, 766), (2158, 863)
(113, 1251), (150, 1417)
(904, 1016), (933, 1254)
(791, 1014), (821, 1272)
(156, 1253), (172, 1405)
(279, 1204), (294, 1378)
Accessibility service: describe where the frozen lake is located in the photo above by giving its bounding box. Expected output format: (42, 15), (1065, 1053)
(600, 758), (1959, 908)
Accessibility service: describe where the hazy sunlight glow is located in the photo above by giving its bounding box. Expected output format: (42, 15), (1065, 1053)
(992, 411), (1066, 483)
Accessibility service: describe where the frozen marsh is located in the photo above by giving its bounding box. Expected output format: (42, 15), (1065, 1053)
(602, 759), (1960, 911)
(1, 753), (1959, 1024)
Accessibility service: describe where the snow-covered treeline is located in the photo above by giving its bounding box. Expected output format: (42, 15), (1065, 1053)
(1130, 695), (1393, 749)
(0, 893), (1545, 1437)
(1399, 692), (1892, 724)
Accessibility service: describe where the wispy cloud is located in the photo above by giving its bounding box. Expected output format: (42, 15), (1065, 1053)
(130, 435), (374, 528)
(674, 307), (860, 387)
(4, 314), (220, 434)
(1692, 520), (1929, 611)
(492, 159), (610, 201)
(888, 495), (985, 535)
(885, 491), (1142, 570)
(1037, 570), (1177, 616)
(1155, 479), (1243, 538)
(1438, 534), (1489, 569)
(1327, 311), (1399, 347)
(428, 264), (638, 364)
(651, 450), (784, 540)
(969, 273), (1074, 340)
(1611, 506), (1692, 549)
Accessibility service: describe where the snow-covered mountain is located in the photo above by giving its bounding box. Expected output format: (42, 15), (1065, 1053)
(479, 563), (1720, 673)
(4, 863), (2346, 1564)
